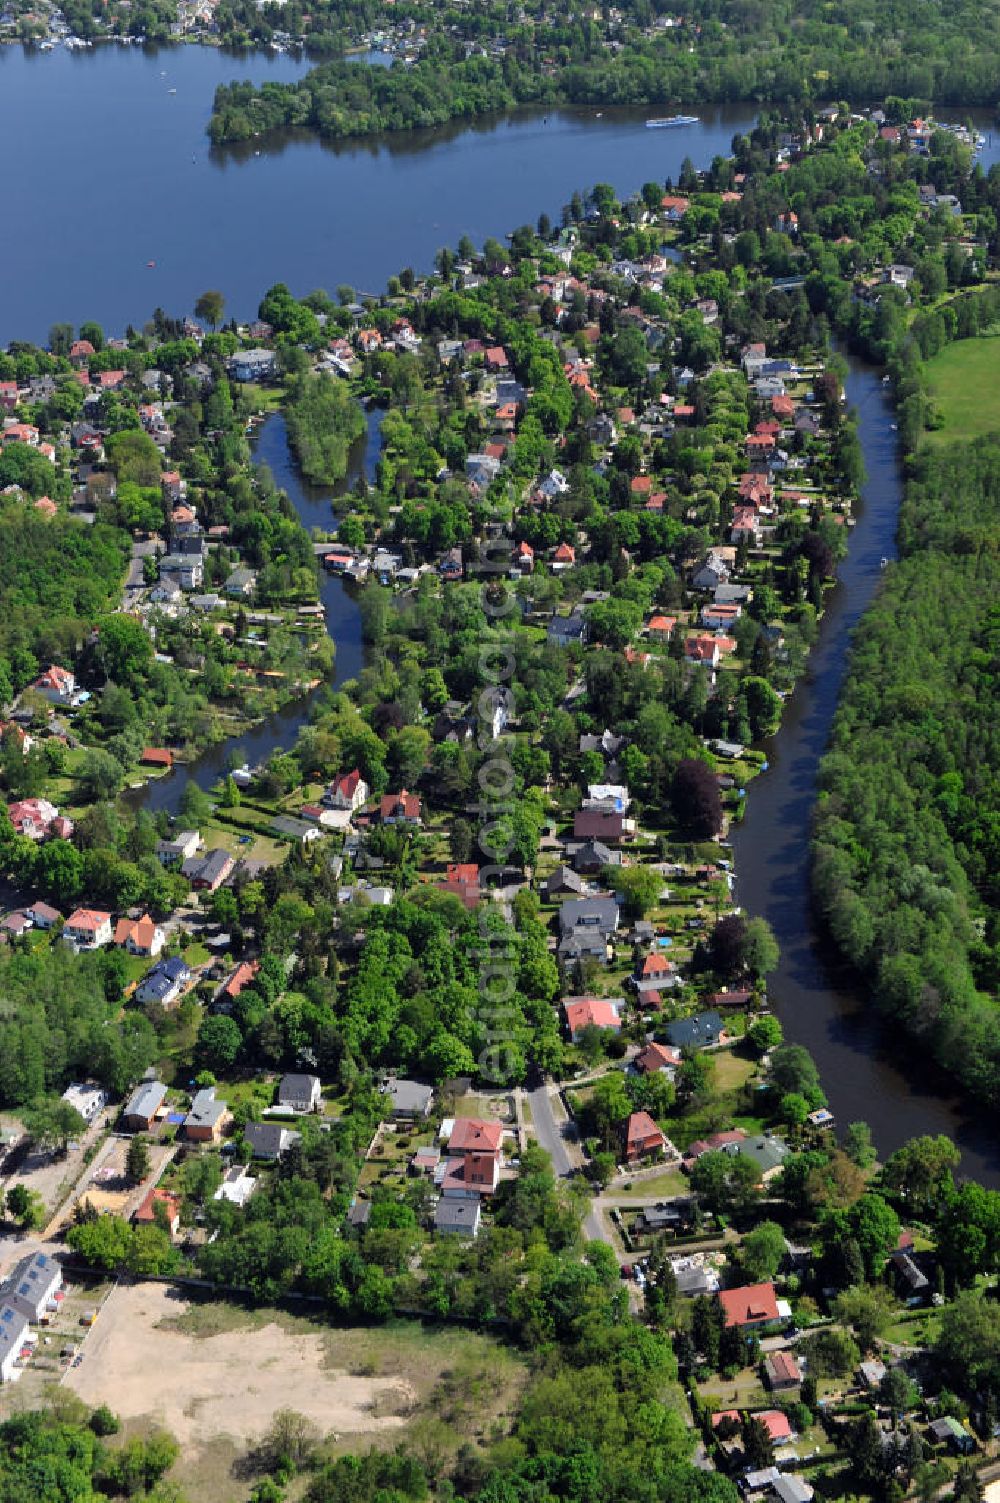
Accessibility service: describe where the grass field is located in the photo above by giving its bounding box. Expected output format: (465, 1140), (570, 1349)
(924, 334), (1000, 442)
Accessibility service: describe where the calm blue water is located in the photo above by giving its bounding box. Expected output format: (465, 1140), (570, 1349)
(0, 43), (754, 341)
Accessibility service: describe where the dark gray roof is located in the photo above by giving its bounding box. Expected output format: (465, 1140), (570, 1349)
(278, 1073), (320, 1102)
(244, 1122), (300, 1159)
(386, 1078), (433, 1116)
(665, 1011), (724, 1049)
(434, 1199), (480, 1233)
(558, 895), (619, 935)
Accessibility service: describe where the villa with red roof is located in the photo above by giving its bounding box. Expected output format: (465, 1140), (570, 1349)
(325, 768), (368, 811)
(31, 665), (75, 704)
(625, 1111), (666, 1162)
(563, 996), (622, 1041)
(634, 1041), (682, 1076)
(441, 1118), (504, 1195)
(380, 790), (422, 825)
(718, 1282), (781, 1329)
(223, 960), (260, 1001)
(63, 909), (113, 950)
(113, 913), (165, 958)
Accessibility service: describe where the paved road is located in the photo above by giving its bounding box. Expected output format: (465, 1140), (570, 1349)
(527, 1084), (575, 1178)
(528, 1085), (623, 1253)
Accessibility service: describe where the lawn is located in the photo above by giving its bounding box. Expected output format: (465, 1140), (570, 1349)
(615, 1168), (690, 1199)
(923, 334), (1000, 442)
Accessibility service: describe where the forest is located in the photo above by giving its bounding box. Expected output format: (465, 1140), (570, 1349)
(284, 370), (367, 485)
(813, 436), (1000, 1105)
(209, 0), (1000, 145)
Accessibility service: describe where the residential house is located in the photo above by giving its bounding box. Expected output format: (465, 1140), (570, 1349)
(221, 960), (260, 1004)
(928, 1416), (975, 1455)
(157, 829), (201, 866)
(133, 1187), (181, 1237)
(625, 1111), (666, 1162)
(121, 1079), (167, 1132)
(385, 1078), (434, 1121)
(184, 1087), (227, 1142)
(380, 790), (422, 826)
(671, 1256), (720, 1297)
(682, 1129), (748, 1169)
(441, 1118), (504, 1195)
(572, 810), (632, 843)
(0, 1304), (31, 1384)
(224, 568), (257, 599)
(568, 838), (620, 873)
(278, 1073), (322, 1113)
(0, 1252), (62, 1324)
(647, 614), (677, 642)
(7, 798), (69, 841)
(763, 1350), (802, 1391)
(559, 895), (619, 937)
(61, 1082), (107, 1123)
(229, 348), (276, 381)
(717, 1282), (781, 1329)
(30, 665), (75, 704)
(585, 782), (629, 812)
(325, 769), (368, 810)
(563, 996), (623, 1042)
(136, 955), (191, 1007)
(756, 1410), (795, 1445)
(244, 1122), (301, 1160)
(438, 862), (481, 908)
(665, 1011), (726, 1050)
(547, 610), (588, 648)
(182, 848), (235, 891)
(213, 1167), (258, 1207)
(113, 913), (165, 958)
(434, 1199), (481, 1237)
(541, 865), (589, 900)
(634, 1041), (682, 1077)
(63, 908), (112, 949)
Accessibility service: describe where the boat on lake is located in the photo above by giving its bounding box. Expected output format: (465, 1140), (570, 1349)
(645, 114), (699, 128)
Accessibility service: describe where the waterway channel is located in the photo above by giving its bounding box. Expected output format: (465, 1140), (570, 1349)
(132, 408), (379, 816)
(732, 358), (1000, 1184)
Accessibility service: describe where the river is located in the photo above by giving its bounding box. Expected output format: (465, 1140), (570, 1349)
(131, 408), (379, 816)
(731, 358), (1000, 1185)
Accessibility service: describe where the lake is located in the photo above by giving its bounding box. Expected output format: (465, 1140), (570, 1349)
(0, 42), (755, 342)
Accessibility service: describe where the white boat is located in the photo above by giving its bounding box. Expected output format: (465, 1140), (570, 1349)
(646, 114), (699, 128)
(880, 557), (889, 569)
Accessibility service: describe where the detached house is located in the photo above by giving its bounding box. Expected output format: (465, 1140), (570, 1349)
(31, 665), (75, 704)
(563, 996), (623, 1041)
(63, 909), (112, 950)
(380, 790), (422, 826)
(113, 913), (165, 958)
(717, 1281), (781, 1330)
(136, 955), (190, 1007)
(441, 1118), (504, 1196)
(625, 1111), (667, 1162)
(278, 1073), (322, 1113)
(325, 768), (368, 811)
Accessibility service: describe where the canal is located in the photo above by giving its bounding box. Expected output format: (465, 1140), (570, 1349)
(132, 408), (379, 816)
(731, 357), (1000, 1184)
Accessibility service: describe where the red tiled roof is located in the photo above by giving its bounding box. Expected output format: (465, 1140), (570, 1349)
(718, 1282), (779, 1327)
(450, 1118), (503, 1153)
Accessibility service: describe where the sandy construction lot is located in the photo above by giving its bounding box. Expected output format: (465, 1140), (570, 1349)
(65, 1283), (414, 1451)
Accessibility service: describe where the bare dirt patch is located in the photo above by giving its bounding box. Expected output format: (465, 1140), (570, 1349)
(64, 1284), (415, 1451)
